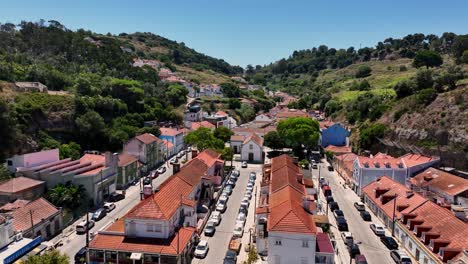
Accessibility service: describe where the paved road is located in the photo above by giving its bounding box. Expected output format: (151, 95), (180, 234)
(59, 151), (190, 261)
(192, 162), (263, 264)
(313, 160), (394, 264)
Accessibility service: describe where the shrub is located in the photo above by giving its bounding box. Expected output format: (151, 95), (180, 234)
(416, 88), (437, 106)
(415, 69), (434, 89)
(393, 108), (408, 121)
(359, 123), (386, 149)
(394, 79), (416, 99)
(412, 50), (443, 68)
(355, 65), (372, 78)
(399, 65), (407, 72)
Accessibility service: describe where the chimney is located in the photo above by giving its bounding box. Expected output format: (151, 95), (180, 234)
(381, 193), (396, 204)
(173, 163), (181, 174)
(375, 187), (390, 198)
(423, 175), (433, 182)
(401, 213), (417, 225)
(406, 191), (414, 198)
(421, 232), (440, 245)
(296, 173), (303, 184)
(408, 219), (424, 231)
(397, 204), (409, 212)
(415, 225), (432, 237)
(191, 149), (198, 158)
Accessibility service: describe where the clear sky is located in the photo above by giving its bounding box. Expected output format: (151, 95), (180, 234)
(1, 0), (467, 67)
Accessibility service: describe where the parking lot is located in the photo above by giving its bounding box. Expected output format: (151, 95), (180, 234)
(192, 161), (263, 264)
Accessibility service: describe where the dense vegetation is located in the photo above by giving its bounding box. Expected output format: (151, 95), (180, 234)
(0, 20), (242, 161)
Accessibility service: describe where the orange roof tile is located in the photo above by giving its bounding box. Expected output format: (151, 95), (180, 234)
(230, 135), (245, 142)
(0, 199), (30, 212)
(410, 168), (468, 196)
(136, 133), (159, 144)
(0, 177), (44, 194)
(160, 127), (183, 137)
(357, 156), (405, 169)
(12, 198), (60, 232)
(362, 176), (427, 219)
(243, 133), (263, 146)
(191, 121), (215, 130)
(268, 199), (316, 234)
(194, 149), (222, 168)
(89, 227), (196, 255)
(215, 110), (228, 116)
(324, 145), (352, 154)
(118, 152), (138, 167)
(276, 109), (308, 119)
(400, 153), (439, 168)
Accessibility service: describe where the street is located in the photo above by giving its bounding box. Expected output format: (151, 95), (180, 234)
(313, 160), (394, 264)
(192, 162), (263, 264)
(58, 151), (191, 261)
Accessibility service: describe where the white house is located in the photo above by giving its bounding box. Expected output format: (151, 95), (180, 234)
(230, 135), (245, 154)
(6, 149), (59, 173)
(254, 114), (272, 123)
(240, 133), (264, 163)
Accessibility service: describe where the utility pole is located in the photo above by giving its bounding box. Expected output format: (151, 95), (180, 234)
(85, 208), (89, 248)
(29, 210), (34, 237)
(392, 194), (398, 236)
(254, 186), (258, 223)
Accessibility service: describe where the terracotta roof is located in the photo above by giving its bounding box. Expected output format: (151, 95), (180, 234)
(319, 121), (335, 129)
(162, 139), (174, 149)
(324, 145), (352, 154)
(0, 177), (44, 194)
(335, 153), (358, 162)
(316, 232), (334, 253)
(194, 149), (221, 168)
(136, 133), (159, 144)
(89, 227), (196, 255)
(118, 152), (138, 167)
(0, 199), (30, 212)
(215, 110), (228, 116)
(276, 109), (308, 119)
(232, 126), (276, 136)
(357, 156), (405, 169)
(230, 135), (245, 142)
(160, 127), (183, 137)
(77, 154), (106, 176)
(362, 176), (427, 219)
(268, 198), (316, 234)
(12, 198), (60, 232)
(191, 121), (215, 130)
(176, 159), (208, 187)
(243, 133), (263, 146)
(400, 153), (439, 168)
(410, 168), (468, 196)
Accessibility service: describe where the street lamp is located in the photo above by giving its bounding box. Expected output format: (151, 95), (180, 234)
(392, 194), (398, 236)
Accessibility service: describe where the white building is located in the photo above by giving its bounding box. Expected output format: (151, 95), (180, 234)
(240, 133), (264, 163)
(6, 149), (59, 173)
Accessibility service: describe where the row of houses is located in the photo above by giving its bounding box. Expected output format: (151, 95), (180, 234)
(87, 149), (224, 263)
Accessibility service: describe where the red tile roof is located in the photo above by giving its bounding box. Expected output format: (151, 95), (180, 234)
(268, 198), (316, 234)
(194, 149), (222, 168)
(0, 177), (44, 194)
(243, 133), (264, 146)
(276, 109), (308, 119)
(136, 133), (159, 144)
(230, 135), (245, 142)
(118, 152), (138, 167)
(191, 121), (215, 130)
(89, 227), (196, 255)
(400, 153), (439, 168)
(316, 232), (334, 253)
(12, 198), (60, 232)
(160, 127), (183, 137)
(362, 176), (427, 219)
(162, 139), (174, 149)
(324, 145), (352, 154)
(357, 156), (405, 169)
(0, 199), (30, 212)
(77, 154), (106, 176)
(215, 110), (228, 116)
(410, 168), (468, 196)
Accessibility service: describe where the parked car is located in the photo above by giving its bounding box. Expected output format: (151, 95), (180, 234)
(223, 250), (237, 264)
(381, 236), (399, 250)
(355, 254), (368, 264)
(103, 202), (116, 212)
(236, 212), (246, 226)
(334, 210), (345, 219)
(210, 211), (222, 225)
(219, 193), (229, 203)
(390, 250), (412, 264)
(341, 232), (354, 248)
(157, 166), (166, 174)
(170, 157), (178, 165)
(231, 170), (240, 177)
(74, 247), (87, 263)
(241, 161), (248, 168)
(329, 202), (340, 212)
(204, 221), (216, 236)
(246, 185), (254, 192)
(238, 206), (248, 216)
(109, 192), (125, 202)
(227, 179), (236, 187)
(194, 240), (209, 258)
(229, 174), (238, 182)
(249, 172), (256, 179)
(349, 243), (361, 258)
(354, 202), (366, 211)
(336, 217), (348, 231)
(143, 177), (152, 185)
(247, 182), (254, 188)
(224, 185), (233, 195)
(233, 223), (244, 237)
(177, 152), (184, 159)
(327, 165), (334, 171)
(370, 223), (386, 236)
(326, 196), (334, 203)
(240, 197), (250, 208)
(312, 163), (318, 169)
(92, 208), (107, 221)
(244, 192), (252, 200)
(360, 211), (372, 221)
(216, 200), (227, 212)
(76, 219), (95, 234)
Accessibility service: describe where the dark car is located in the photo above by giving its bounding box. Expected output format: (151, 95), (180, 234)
(355, 254), (367, 264)
(333, 210), (345, 219)
(360, 211), (372, 221)
(326, 196), (334, 203)
(74, 247), (87, 263)
(336, 217), (348, 231)
(223, 250), (237, 264)
(381, 236), (399, 250)
(143, 177), (152, 185)
(92, 208), (107, 221)
(329, 201), (340, 212)
(327, 165), (334, 171)
(349, 243), (361, 258)
(238, 206), (248, 216)
(109, 192), (125, 202)
(204, 221), (216, 237)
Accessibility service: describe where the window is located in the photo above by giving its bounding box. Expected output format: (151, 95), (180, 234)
(300, 257), (308, 264)
(302, 240), (309, 248)
(275, 239), (282, 246)
(154, 224), (162, 232)
(409, 241), (413, 250)
(423, 257), (428, 264)
(7, 160), (12, 166)
(249, 144), (253, 150)
(147, 224), (154, 232)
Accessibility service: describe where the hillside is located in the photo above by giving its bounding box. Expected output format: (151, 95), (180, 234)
(254, 33), (468, 168)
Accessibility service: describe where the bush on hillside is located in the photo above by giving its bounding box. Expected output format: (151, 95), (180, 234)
(416, 88), (437, 106)
(394, 79), (417, 99)
(415, 69), (434, 89)
(412, 50), (443, 69)
(355, 65), (372, 78)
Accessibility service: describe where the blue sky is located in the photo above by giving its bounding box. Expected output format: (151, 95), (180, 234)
(1, 0), (467, 67)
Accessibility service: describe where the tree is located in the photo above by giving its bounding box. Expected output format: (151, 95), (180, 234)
(220, 82), (240, 98)
(264, 131), (285, 150)
(46, 182), (87, 210)
(394, 79), (416, 99)
(412, 50), (443, 69)
(59, 142), (81, 160)
(236, 104), (255, 123)
(165, 84), (188, 107)
(75, 77), (93, 96)
(415, 69), (434, 89)
(359, 123), (386, 149)
(277, 117), (320, 156)
(221, 147), (234, 168)
(243, 245), (259, 264)
(452, 34), (468, 59)
(213, 126), (233, 142)
(0, 165), (12, 181)
(184, 127), (224, 151)
(228, 98), (241, 109)
(0, 98), (17, 161)
(462, 50), (468, 64)
(324, 100), (342, 116)
(416, 88), (437, 106)
(23, 250), (69, 264)
(75, 111), (106, 147)
(355, 65), (372, 78)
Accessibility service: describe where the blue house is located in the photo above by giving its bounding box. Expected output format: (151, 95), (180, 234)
(320, 123), (350, 147)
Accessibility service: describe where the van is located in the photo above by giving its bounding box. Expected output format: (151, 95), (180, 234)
(103, 202), (116, 212)
(341, 232), (353, 247)
(76, 219), (95, 234)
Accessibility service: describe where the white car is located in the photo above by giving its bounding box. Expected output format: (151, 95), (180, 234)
(210, 211), (222, 225)
(233, 223), (244, 237)
(103, 202), (116, 212)
(194, 240), (209, 258)
(219, 193), (229, 203)
(247, 182), (254, 188)
(216, 200), (227, 212)
(240, 198), (250, 208)
(236, 212), (246, 226)
(246, 186), (253, 192)
(370, 223), (386, 236)
(244, 192), (252, 200)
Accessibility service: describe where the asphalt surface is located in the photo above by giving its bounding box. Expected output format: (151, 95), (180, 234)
(313, 160), (395, 264)
(192, 162), (263, 264)
(58, 151), (191, 261)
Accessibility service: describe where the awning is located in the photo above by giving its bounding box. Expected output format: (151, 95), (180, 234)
(130, 252), (142, 260)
